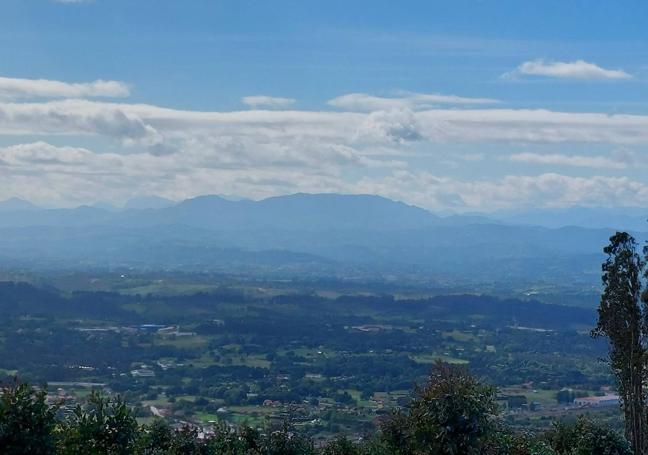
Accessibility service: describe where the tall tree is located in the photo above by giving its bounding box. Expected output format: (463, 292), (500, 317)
(592, 232), (646, 454)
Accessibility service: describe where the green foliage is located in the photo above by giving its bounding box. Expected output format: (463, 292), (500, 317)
(547, 416), (631, 455)
(0, 382), (59, 455)
(0, 373), (633, 455)
(320, 436), (362, 455)
(484, 430), (557, 455)
(555, 390), (576, 404)
(135, 418), (176, 454)
(58, 391), (139, 455)
(256, 423), (317, 455)
(320, 435), (394, 455)
(380, 361), (498, 454)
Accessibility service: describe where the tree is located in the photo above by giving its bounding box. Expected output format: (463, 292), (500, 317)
(58, 391), (138, 455)
(592, 232), (646, 454)
(380, 362), (498, 454)
(555, 390), (574, 405)
(0, 382), (59, 455)
(135, 418), (175, 454)
(258, 422), (317, 455)
(321, 435), (364, 455)
(547, 416), (631, 455)
(484, 430), (556, 455)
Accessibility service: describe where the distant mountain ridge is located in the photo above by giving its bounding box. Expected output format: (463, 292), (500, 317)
(0, 193), (481, 230)
(493, 206), (648, 231)
(0, 193), (644, 285)
(0, 197), (38, 212)
(162, 193), (443, 230)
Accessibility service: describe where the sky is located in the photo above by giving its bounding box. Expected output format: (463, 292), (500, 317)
(1, 0), (648, 211)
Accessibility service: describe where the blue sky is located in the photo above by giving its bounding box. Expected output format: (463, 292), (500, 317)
(1, 0), (647, 210)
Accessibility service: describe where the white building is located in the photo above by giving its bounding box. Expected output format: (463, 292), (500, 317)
(573, 395), (620, 407)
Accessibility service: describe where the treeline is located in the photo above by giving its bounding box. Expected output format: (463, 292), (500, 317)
(0, 364), (630, 455)
(0, 281), (595, 329)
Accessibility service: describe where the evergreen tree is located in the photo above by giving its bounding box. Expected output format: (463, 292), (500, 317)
(592, 232), (646, 454)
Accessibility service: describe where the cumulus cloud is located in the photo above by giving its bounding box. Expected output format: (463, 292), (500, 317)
(509, 152), (627, 170)
(0, 76), (129, 100)
(242, 95), (296, 108)
(0, 99), (165, 150)
(504, 59), (632, 80)
(355, 109), (423, 143)
(328, 91), (499, 111)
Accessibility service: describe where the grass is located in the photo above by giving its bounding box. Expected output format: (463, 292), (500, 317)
(72, 389), (94, 399)
(227, 406), (279, 427)
(194, 412), (221, 423)
(411, 353), (469, 365)
(142, 396), (171, 407)
(136, 417), (156, 425)
(156, 335), (209, 349)
(191, 353), (271, 369)
(288, 347), (336, 359)
(499, 386), (560, 406)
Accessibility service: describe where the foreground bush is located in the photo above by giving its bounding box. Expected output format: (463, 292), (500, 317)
(58, 391), (139, 454)
(0, 382), (58, 455)
(380, 362), (498, 454)
(547, 416), (631, 455)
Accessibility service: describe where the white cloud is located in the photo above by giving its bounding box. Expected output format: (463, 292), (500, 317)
(414, 109), (648, 145)
(0, 76), (129, 100)
(242, 95), (296, 108)
(3, 88), (648, 209)
(7, 100), (648, 148)
(504, 59), (632, 80)
(328, 91), (499, 111)
(2, 141), (647, 211)
(509, 152), (627, 170)
(355, 171), (648, 211)
(0, 141), (361, 207)
(355, 109), (423, 143)
(0, 141), (123, 171)
(0, 99), (165, 150)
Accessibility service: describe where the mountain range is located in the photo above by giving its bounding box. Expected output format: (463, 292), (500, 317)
(0, 193), (644, 286)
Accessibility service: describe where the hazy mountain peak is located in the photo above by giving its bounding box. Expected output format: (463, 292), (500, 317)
(176, 194), (234, 207)
(0, 197), (38, 212)
(262, 192), (420, 208)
